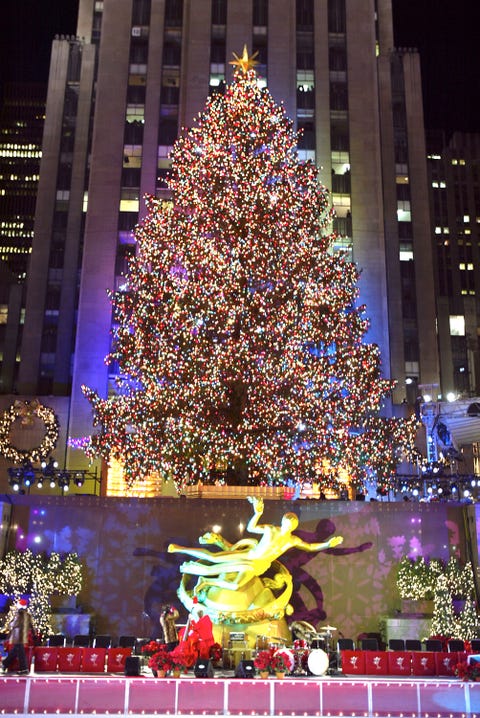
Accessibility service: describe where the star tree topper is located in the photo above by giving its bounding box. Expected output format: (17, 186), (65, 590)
(230, 45), (259, 73)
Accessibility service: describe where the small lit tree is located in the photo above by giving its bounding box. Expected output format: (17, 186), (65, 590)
(456, 600), (478, 641)
(0, 549), (83, 638)
(431, 574), (456, 637)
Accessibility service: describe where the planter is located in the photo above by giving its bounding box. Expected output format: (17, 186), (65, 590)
(156, 670), (166, 678)
(401, 599), (434, 616)
(275, 672), (285, 679)
(172, 669), (182, 678)
(260, 671), (269, 679)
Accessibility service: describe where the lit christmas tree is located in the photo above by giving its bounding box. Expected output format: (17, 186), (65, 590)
(0, 549), (83, 638)
(82, 48), (417, 492)
(431, 574), (456, 638)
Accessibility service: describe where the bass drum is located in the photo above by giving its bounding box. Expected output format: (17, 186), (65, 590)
(307, 649), (329, 676)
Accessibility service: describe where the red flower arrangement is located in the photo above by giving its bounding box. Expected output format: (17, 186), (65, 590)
(148, 648), (172, 673)
(141, 640), (163, 657)
(254, 650), (273, 673)
(169, 643), (197, 672)
(270, 651), (291, 674)
(455, 660), (480, 681)
(209, 642), (223, 663)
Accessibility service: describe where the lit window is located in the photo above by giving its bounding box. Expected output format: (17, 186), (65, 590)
(432, 181), (438, 188)
(397, 209), (411, 222)
(452, 159), (458, 165)
(400, 249), (414, 261)
(459, 263), (465, 270)
(120, 199), (140, 212)
(464, 215), (470, 223)
(0, 305), (8, 324)
(449, 315), (465, 336)
(439, 181), (446, 188)
(435, 227), (442, 234)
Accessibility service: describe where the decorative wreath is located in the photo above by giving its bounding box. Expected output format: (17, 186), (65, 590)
(0, 399), (59, 464)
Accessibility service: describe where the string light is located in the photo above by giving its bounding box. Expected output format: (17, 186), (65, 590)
(0, 400), (59, 464)
(0, 549), (83, 638)
(82, 59), (418, 493)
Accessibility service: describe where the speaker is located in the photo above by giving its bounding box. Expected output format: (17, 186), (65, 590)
(124, 656), (141, 676)
(194, 658), (214, 678)
(235, 660), (255, 678)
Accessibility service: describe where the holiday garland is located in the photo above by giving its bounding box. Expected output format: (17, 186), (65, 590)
(0, 399), (59, 464)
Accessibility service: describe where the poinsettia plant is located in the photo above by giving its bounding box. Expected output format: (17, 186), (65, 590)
(455, 660), (480, 681)
(209, 642), (223, 663)
(254, 650), (273, 672)
(148, 648), (172, 673)
(141, 640), (162, 657)
(270, 651), (291, 674)
(169, 643), (196, 672)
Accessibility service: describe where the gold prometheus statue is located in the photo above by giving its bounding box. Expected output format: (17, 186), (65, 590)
(168, 496), (343, 628)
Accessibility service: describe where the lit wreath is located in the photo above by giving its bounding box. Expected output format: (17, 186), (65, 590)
(0, 399), (59, 464)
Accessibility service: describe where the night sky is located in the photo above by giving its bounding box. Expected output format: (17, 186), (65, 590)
(1, 0), (480, 135)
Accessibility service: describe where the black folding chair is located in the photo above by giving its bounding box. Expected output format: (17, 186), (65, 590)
(118, 635), (136, 649)
(360, 638), (379, 651)
(405, 639), (422, 651)
(47, 634), (66, 647)
(388, 638), (405, 651)
(93, 634), (111, 648)
(425, 639), (443, 652)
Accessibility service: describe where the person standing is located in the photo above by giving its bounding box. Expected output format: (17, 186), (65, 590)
(2, 598), (35, 674)
(159, 605), (179, 651)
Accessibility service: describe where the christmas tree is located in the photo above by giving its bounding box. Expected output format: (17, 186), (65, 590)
(431, 574), (456, 638)
(82, 48), (417, 493)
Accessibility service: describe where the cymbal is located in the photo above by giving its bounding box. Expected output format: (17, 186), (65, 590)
(320, 625), (337, 632)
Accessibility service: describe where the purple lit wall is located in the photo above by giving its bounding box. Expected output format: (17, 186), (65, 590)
(0, 497), (474, 641)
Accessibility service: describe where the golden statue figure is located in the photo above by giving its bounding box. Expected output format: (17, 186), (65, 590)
(168, 496), (343, 646)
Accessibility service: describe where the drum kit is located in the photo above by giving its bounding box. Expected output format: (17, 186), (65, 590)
(255, 623), (338, 677)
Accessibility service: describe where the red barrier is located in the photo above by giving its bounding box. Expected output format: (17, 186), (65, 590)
(340, 650), (365, 675)
(412, 651), (436, 676)
(387, 650), (412, 676)
(364, 651), (388, 675)
(33, 647), (58, 672)
(81, 647), (106, 672)
(106, 647), (132, 672)
(57, 647), (82, 672)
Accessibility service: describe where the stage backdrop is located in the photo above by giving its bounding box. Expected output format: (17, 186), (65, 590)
(0, 495), (476, 643)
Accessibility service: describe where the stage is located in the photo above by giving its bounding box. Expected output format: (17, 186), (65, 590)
(1, 672), (479, 718)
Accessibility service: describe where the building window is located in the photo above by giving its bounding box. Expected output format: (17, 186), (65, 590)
(296, 0), (314, 29)
(328, 0), (346, 33)
(211, 0), (227, 25)
(132, 0), (151, 25)
(449, 315), (465, 336)
(253, 0), (268, 27)
(165, 0), (183, 27)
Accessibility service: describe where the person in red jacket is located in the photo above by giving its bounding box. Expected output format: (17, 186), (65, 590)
(189, 608), (215, 659)
(178, 599), (215, 660)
